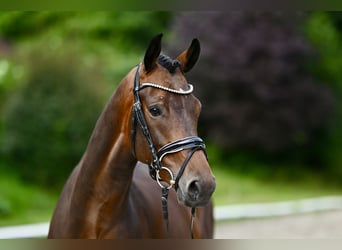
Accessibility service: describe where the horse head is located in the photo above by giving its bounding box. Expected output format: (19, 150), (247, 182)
(131, 34), (216, 208)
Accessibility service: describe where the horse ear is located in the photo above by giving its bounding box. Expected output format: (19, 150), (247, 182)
(144, 33), (163, 72)
(176, 38), (201, 73)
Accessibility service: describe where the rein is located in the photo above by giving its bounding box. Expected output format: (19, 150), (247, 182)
(131, 64), (207, 238)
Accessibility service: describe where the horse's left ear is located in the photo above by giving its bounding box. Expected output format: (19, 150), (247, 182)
(144, 33), (163, 72)
(176, 38), (201, 73)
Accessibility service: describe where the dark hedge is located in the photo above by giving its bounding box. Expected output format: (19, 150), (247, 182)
(168, 12), (335, 159)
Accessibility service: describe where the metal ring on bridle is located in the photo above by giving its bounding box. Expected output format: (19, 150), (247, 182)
(156, 166), (175, 189)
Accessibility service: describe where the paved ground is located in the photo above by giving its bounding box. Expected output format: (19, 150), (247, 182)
(214, 210), (342, 239)
(1, 208), (341, 239)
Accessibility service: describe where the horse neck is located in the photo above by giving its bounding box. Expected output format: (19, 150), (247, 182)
(74, 70), (136, 205)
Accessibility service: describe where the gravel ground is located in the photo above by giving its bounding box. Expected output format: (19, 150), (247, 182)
(214, 210), (342, 239)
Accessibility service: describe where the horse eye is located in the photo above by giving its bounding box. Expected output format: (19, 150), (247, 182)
(149, 106), (162, 117)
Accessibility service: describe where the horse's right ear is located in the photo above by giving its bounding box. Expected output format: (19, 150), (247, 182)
(176, 38), (200, 73)
(143, 33), (163, 72)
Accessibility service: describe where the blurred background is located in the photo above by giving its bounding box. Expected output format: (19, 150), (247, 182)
(0, 11), (342, 236)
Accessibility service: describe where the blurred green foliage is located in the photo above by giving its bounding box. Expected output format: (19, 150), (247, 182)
(0, 166), (57, 225)
(2, 54), (105, 186)
(0, 11), (172, 50)
(305, 12), (342, 176)
(0, 11), (173, 188)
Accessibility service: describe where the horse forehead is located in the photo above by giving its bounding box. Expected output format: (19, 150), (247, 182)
(141, 66), (199, 110)
(145, 66), (188, 89)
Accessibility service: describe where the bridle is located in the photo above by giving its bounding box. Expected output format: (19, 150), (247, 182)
(131, 64), (207, 189)
(131, 64), (208, 238)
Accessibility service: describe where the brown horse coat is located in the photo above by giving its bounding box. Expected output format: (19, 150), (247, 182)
(48, 34), (215, 239)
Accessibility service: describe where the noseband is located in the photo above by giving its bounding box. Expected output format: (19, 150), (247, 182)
(131, 64), (207, 238)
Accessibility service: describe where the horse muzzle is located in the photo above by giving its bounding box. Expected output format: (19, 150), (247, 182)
(177, 173), (216, 207)
(155, 137), (216, 207)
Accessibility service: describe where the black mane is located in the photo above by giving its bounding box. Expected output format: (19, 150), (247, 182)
(158, 54), (181, 74)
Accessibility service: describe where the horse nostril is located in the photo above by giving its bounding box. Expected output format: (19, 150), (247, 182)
(188, 180), (200, 201)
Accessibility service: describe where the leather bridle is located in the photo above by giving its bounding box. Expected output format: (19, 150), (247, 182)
(130, 64), (207, 238)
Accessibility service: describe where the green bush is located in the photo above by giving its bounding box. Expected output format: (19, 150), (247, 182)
(303, 12), (342, 176)
(2, 53), (105, 188)
(0, 11), (175, 188)
(0, 12), (173, 51)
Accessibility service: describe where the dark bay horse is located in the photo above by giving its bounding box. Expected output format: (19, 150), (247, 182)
(48, 34), (216, 239)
